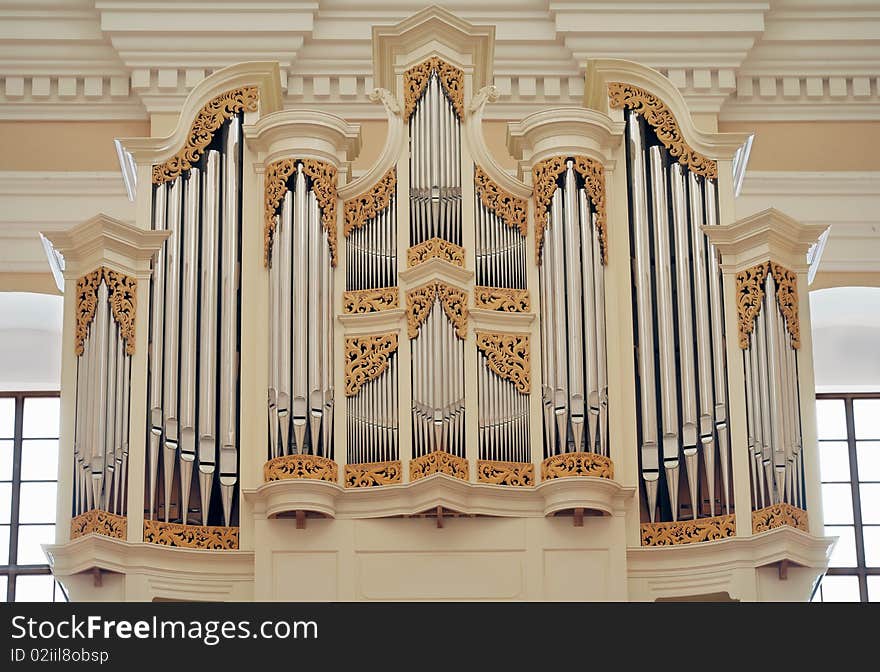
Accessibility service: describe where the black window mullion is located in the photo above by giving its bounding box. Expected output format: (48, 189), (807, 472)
(8, 394), (24, 602)
(844, 397), (868, 600)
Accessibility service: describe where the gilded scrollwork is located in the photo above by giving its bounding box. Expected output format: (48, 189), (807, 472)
(473, 286), (531, 312)
(342, 287), (400, 314)
(75, 267), (138, 356)
(541, 452), (614, 480)
(344, 461), (403, 488)
(143, 520), (240, 550)
(475, 331), (530, 394)
(343, 167), (397, 237)
(263, 454), (338, 483)
(152, 86), (258, 185)
(407, 237), (465, 268)
(751, 503), (809, 533)
(640, 514), (736, 546)
(301, 159), (339, 267)
(736, 262), (769, 349)
(344, 333), (399, 397)
(409, 450), (469, 482)
(770, 263), (801, 349)
(532, 155), (607, 265)
(607, 82), (718, 180)
(70, 510), (127, 540)
(403, 56), (464, 122)
(406, 281), (468, 340)
(263, 158), (297, 267)
(477, 460), (534, 487)
(474, 165), (528, 237)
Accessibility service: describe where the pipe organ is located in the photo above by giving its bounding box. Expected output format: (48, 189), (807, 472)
(48, 10), (832, 602)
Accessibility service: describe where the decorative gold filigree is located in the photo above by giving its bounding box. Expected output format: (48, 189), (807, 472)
(143, 520), (240, 550)
(263, 158), (338, 268)
(473, 286), (531, 313)
(75, 267), (138, 356)
(344, 333), (399, 397)
(410, 450), (469, 482)
(752, 503), (809, 533)
(263, 454), (338, 483)
(477, 460), (534, 486)
(152, 87), (258, 185)
(607, 82), (718, 180)
(770, 262), (801, 349)
(407, 237), (465, 268)
(343, 167), (397, 237)
(640, 514), (736, 546)
(736, 262), (769, 349)
(344, 461), (402, 488)
(403, 56), (464, 122)
(475, 331), (530, 394)
(406, 281), (468, 340)
(343, 287), (400, 314)
(474, 165), (528, 236)
(541, 452), (614, 480)
(70, 510), (126, 540)
(532, 155), (607, 265)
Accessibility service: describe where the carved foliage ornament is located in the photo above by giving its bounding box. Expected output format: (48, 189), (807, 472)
(263, 158), (339, 268)
(752, 503), (809, 533)
(532, 155), (607, 266)
(75, 266), (137, 356)
(473, 286), (531, 313)
(541, 452), (614, 480)
(607, 82), (718, 180)
(474, 165), (528, 237)
(152, 86), (258, 185)
(403, 56), (464, 122)
(770, 263), (801, 349)
(343, 287), (400, 314)
(736, 262), (800, 350)
(640, 514), (736, 546)
(344, 333), (399, 398)
(407, 237), (465, 268)
(409, 450), (469, 482)
(70, 510), (127, 540)
(477, 460), (534, 487)
(343, 166), (397, 237)
(143, 520), (240, 550)
(344, 461), (403, 488)
(406, 281), (468, 340)
(475, 331), (530, 394)
(264, 454), (338, 483)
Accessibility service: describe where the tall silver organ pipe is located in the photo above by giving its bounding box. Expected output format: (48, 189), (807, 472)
(625, 111), (731, 524)
(409, 71), (461, 247)
(537, 160), (608, 462)
(267, 161), (334, 462)
(147, 115), (242, 527)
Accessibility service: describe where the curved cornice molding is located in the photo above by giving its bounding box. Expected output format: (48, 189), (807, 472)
(119, 61), (283, 166)
(584, 58), (750, 162)
(245, 109), (361, 169)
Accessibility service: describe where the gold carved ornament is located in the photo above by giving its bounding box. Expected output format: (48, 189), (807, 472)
(403, 56), (464, 122)
(143, 520), (239, 550)
(344, 461), (403, 488)
(607, 82), (718, 180)
(152, 86), (258, 185)
(770, 262), (801, 349)
(532, 155), (607, 266)
(640, 514), (736, 547)
(473, 286), (531, 313)
(736, 262), (769, 349)
(752, 503), (809, 533)
(74, 266), (138, 356)
(263, 158), (339, 268)
(70, 510), (127, 540)
(343, 166), (397, 237)
(407, 237), (465, 268)
(474, 165), (528, 237)
(477, 460), (534, 487)
(410, 450), (469, 482)
(406, 281), (468, 340)
(342, 287), (400, 314)
(475, 331), (530, 394)
(541, 452), (614, 480)
(344, 333), (399, 398)
(263, 454), (338, 483)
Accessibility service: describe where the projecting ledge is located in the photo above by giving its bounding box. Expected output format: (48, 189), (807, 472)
(243, 472), (635, 521)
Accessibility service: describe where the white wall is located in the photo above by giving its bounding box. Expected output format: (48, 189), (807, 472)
(0, 292), (62, 390)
